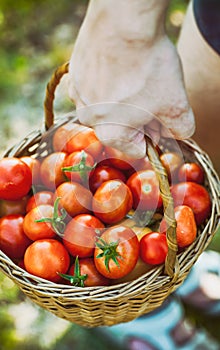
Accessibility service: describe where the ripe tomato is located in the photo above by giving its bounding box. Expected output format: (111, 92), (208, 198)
(140, 232), (168, 265)
(178, 162), (204, 184)
(40, 152), (67, 190)
(26, 191), (54, 212)
(127, 170), (163, 211)
(0, 157), (32, 200)
(65, 124), (103, 160)
(170, 182), (211, 225)
(52, 122), (81, 152)
(20, 156), (41, 185)
(94, 225), (139, 279)
(92, 180), (133, 224)
(66, 257), (110, 287)
(24, 239), (70, 282)
(62, 150), (95, 184)
(160, 152), (183, 183)
(0, 214), (31, 259)
(89, 165), (126, 193)
(23, 204), (57, 241)
(160, 205), (197, 248)
(0, 196), (30, 217)
(104, 146), (139, 171)
(63, 214), (105, 258)
(55, 181), (93, 217)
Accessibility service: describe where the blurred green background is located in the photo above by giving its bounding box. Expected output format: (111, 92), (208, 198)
(0, 1), (219, 349)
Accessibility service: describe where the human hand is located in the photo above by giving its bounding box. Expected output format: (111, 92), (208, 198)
(68, 0), (195, 158)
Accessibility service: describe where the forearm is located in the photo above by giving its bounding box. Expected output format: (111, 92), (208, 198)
(82, 0), (171, 44)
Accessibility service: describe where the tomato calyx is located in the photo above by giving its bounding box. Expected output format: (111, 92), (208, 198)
(96, 237), (122, 271)
(59, 256), (88, 287)
(35, 197), (67, 236)
(62, 151), (96, 183)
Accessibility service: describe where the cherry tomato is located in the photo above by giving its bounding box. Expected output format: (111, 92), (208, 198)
(23, 204), (57, 241)
(40, 152), (67, 190)
(94, 225), (139, 279)
(104, 146), (139, 170)
(170, 182), (211, 225)
(160, 205), (197, 248)
(160, 152), (183, 183)
(89, 165), (126, 193)
(53, 122), (81, 152)
(0, 196), (30, 217)
(65, 124), (103, 160)
(0, 157), (32, 200)
(26, 191), (54, 212)
(127, 170), (163, 211)
(24, 239), (70, 282)
(0, 214), (31, 259)
(55, 181), (93, 217)
(92, 180), (133, 224)
(140, 232), (168, 265)
(63, 214), (105, 258)
(66, 257), (110, 287)
(20, 156), (41, 185)
(178, 162), (205, 184)
(62, 150), (95, 184)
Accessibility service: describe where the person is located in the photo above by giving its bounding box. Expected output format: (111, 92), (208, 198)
(67, 0), (220, 349)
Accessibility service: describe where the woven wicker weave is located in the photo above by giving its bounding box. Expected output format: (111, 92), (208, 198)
(0, 63), (219, 327)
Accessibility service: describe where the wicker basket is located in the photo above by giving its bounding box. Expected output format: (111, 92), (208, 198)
(0, 62), (219, 327)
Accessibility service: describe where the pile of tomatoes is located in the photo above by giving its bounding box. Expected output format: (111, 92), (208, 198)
(0, 121), (212, 287)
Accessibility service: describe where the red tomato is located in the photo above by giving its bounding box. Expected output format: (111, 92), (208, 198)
(55, 181), (93, 217)
(160, 152), (183, 183)
(23, 204), (57, 241)
(66, 124), (103, 160)
(67, 257), (110, 287)
(0, 157), (32, 200)
(94, 225), (139, 279)
(0, 214), (31, 259)
(40, 152), (67, 190)
(92, 180), (133, 224)
(62, 150), (95, 184)
(160, 205), (197, 248)
(170, 182), (211, 225)
(104, 146), (139, 170)
(140, 232), (168, 265)
(53, 122), (81, 152)
(63, 214), (105, 258)
(127, 170), (163, 211)
(26, 191), (54, 212)
(0, 196), (30, 216)
(24, 239), (70, 282)
(89, 165), (126, 193)
(178, 162), (204, 184)
(20, 156), (41, 185)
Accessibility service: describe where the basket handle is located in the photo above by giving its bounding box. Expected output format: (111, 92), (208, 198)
(44, 63), (178, 278)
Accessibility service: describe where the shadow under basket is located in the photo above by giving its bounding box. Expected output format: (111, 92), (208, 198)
(0, 62), (219, 327)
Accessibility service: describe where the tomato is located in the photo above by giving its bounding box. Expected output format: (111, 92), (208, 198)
(92, 180), (133, 224)
(55, 181), (93, 217)
(104, 146), (139, 170)
(26, 191), (54, 212)
(127, 170), (163, 211)
(178, 162), (204, 184)
(62, 150), (95, 184)
(160, 152), (183, 183)
(0, 157), (32, 200)
(23, 204), (57, 241)
(94, 225), (139, 279)
(53, 122), (81, 152)
(63, 214), (105, 258)
(0, 214), (31, 259)
(140, 232), (168, 265)
(0, 196), (30, 217)
(65, 124), (103, 160)
(24, 239), (70, 282)
(89, 165), (126, 193)
(65, 257), (110, 287)
(40, 152), (67, 190)
(20, 156), (41, 185)
(170, 182), (211, 225)
(160, 205), (197, 248)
